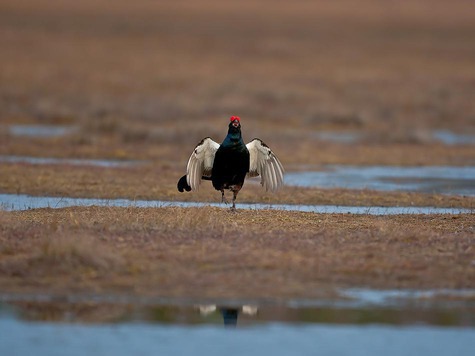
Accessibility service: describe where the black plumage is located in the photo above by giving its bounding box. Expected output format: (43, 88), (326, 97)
(211, 118), (250, 202)
(177, 116), (284, 209)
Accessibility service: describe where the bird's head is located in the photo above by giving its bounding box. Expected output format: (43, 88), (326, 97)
(229, 116), (241, 130)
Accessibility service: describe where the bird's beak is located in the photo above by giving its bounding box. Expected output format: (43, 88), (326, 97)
(232, 120), (240, 128)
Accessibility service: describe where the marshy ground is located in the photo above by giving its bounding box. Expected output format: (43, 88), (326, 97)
(0, 0), (474, 300)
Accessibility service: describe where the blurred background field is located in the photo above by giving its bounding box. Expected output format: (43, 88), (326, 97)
(1, 0), (474, 165)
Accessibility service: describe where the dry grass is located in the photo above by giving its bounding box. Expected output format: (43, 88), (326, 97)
(33, 234), (124, 272)
(0, 207), (473, 299)
(0, 225), (129, 282)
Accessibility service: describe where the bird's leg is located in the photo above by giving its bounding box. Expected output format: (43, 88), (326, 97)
(231, 192), (237, 211)
(221, 190), (228, 205)
(230, 186), (240, 211)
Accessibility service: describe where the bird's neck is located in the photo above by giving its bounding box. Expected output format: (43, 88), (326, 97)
(229, 132), (241, 141)
(223, 129), (244, 145)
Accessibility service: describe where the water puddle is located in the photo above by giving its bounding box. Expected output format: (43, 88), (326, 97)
(0, 289), (473, 356)
(0, 193), (471, 215)
(285, 165), (475, 196)
(338, 288), (475, 308)
(311, 131), (362, 144)
(7, 124), (77, 138)
(310, 130), (475, 146)
(433, 130), (475, 145)
(0, 155), (145, 168)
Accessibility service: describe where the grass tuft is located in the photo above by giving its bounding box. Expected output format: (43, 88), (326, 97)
(34, 233), (124, 272)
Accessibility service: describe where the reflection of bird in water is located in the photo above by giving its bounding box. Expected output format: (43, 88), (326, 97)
(220, 308), (239, 328)
(198, 305), (258, 328)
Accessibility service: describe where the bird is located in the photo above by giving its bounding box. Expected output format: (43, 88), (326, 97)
(177, 116), (284, 209)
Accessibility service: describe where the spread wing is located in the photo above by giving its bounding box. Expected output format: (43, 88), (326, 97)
(186, 137), (220, 191)
(246, 138), (284, 192)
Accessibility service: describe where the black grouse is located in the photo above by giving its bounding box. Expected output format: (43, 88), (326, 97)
(177, 116), (284, 209)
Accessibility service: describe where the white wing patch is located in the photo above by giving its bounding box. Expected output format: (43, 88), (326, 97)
(246, 138), (284, 192)
(186, 137), (220, 191)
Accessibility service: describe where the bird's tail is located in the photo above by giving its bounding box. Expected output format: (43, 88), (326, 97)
(177, 175), (192, 192)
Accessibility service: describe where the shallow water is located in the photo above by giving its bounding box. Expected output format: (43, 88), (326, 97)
(2, 317), (472, 356)
(310, 130), (475, 145)
(1, 292), (474, 356)
(0, 193), (472, 215)
(311, 131), (362, 144)
(7, 124), (77, 138)
(433, 130), (475, 145)
(285, 165), (475, 196)
(0, 155), (145, 168)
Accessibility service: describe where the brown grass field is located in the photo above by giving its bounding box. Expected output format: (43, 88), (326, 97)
(1, 207), (474, 299)
(0, 0), (474, 299)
